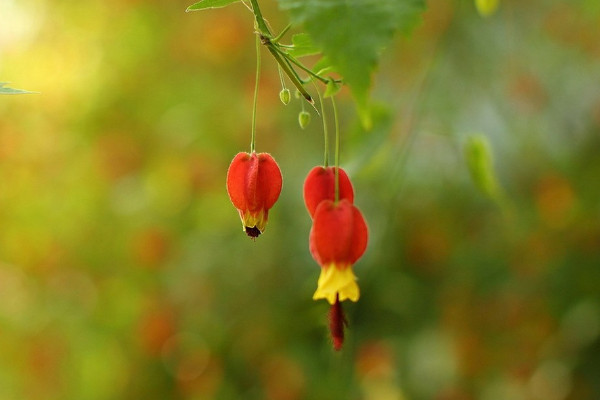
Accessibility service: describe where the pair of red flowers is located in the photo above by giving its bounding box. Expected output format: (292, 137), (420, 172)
(226, 151), (368, 349)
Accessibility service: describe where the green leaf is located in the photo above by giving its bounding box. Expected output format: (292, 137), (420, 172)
(396, 0), (428, 35)
(312, 56), (335, 76)
(287, 33), (321, 58)
(186, 0), (240, 12)
(0, 82), (36, 95)
(278, 0), (426, 129)
(324, 79), (341, 98)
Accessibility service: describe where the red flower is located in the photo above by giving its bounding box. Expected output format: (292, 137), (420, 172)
(309, 199), (368, 304)
(303, 166), (354, 218)
(226, 152), (282, 238)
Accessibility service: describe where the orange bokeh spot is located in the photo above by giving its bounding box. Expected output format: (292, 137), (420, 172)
(535, 174), (576, 229)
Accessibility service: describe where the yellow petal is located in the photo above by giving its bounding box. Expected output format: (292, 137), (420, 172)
(312, 264), (360, 305)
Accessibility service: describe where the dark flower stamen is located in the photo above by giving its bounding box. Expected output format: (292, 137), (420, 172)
(245, 226), (261, 238)
(328, 293), (347, 351)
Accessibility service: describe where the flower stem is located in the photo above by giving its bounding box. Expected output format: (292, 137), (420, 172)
(271, 24), (291, 43)
(277, 65), (286, 89)
(332, 95), (340, 203)
(250, 34), (261, 153)
(313, 80), (328, 167)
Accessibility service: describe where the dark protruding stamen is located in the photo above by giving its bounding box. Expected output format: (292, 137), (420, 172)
(328, 293), (347, 351)
(245, 226), (261, 238)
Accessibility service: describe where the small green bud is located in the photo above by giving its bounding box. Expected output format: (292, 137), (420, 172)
(294, 89), (301, 99)
(465, 135), (498, 198)
(475, 0), (499, 17)
(279, 88), (291, 105)
(298, 111), (311, 129)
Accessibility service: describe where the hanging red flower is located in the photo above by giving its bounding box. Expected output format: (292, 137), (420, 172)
(309, 199), (368, 304)
(303, 166), (354, 218)
(226, 152), (282, 238)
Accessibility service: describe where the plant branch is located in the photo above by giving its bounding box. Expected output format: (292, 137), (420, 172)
(265, 42), (314, 105)
(269, 45), (330, 85)
(249, 0), (271, 36)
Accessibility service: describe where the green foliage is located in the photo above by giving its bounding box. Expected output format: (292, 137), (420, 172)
(287, 33), (321, 58)
(323, 79), (341, 98)
(183, 0), (426, 127)
(0, 82), (35, 95)
(186, 0), (240, 12)
(277, 0), (426, 128)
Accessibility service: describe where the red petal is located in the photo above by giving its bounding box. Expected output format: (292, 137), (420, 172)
(226, 152), (252, 211)
(308, 225), (322, 265)
(311, 199), (355, 265)
(256, 153), (283, 211)
(349, 206), (368, 264)
(303, 166), (354, 218)
(226, 152), (282, 214)
(311, 199), (368, 266)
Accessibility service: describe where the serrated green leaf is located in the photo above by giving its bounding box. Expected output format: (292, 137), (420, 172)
(396, 0), (427, 34)
(287, 33), (321, 58)
(323, 79), (341, 98)
(278, 0), (426, 129)
(0, 82), (36, 95)
(186, 0), (240, 12)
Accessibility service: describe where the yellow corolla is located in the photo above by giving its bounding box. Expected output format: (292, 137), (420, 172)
(312, 264), (360, 305)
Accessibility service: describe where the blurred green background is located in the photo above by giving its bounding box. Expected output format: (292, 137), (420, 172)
(1, 0), (600, 399)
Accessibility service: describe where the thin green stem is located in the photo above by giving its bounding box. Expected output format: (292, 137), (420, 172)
(266, 45), (313, 105)
(277, 65), (286, 89)
(271, 24), (291, 43)
(332, 95), (340, 202)
(247, 0), (319, 109)
(251, 34), (261, 153)
(281, 53), (306, 85)
(249, 0), (271, 36)
(312, 80), (328, 167)
(269, 44), (329, 84)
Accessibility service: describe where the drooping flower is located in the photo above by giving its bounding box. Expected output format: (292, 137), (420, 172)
(310, 199), (368, 304)
(226, 152), (282, 238)
(303, 166), (354, 218)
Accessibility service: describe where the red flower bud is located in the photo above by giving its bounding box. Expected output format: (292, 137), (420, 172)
(226, 152), (282, 238)
(309, 199), (368, 304)
(303, 166), (354, 218)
